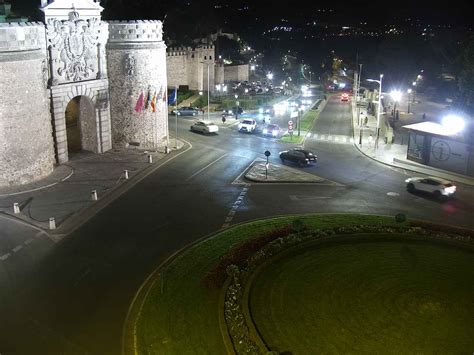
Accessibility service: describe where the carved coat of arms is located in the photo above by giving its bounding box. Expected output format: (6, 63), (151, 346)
(46, 11), (103, 83)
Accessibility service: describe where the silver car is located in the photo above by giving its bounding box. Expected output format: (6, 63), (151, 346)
(190, 120), (219, 134)
(405, 176), (456, 198)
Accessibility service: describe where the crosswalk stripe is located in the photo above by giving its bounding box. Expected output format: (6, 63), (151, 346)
(309, 134), (353, 144)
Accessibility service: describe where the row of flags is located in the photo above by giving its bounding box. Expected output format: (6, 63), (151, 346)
(134, 87), (177, 113)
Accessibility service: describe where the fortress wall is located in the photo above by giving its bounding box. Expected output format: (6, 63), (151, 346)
(0, 22), (55, 186)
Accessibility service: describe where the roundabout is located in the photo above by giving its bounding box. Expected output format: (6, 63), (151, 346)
(249, 238), (474, 354)
(125, 214), (474, 354)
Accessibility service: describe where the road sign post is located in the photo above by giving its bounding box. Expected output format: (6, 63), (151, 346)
(288, 120), (294, 140)
(264, 150), (271, 179)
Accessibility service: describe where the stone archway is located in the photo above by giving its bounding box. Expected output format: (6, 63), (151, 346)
(65, 95), (97, 155)
(50, 80), (112, 164)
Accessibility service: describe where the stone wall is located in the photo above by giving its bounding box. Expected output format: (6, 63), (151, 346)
(215, 64), (224, 85)
(166, 45), (215, 93)
(166, 48), (188, 89)
(224, 64), (249, 82)
(0, 22), (55, 186)
(107, 20), (168, 149)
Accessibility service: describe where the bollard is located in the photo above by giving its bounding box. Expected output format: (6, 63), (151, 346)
(13, 202), (20, 214)
(49, 217), (56, 230)
(91, 190), (98, 201)
(148, 154), (153, 164)
(124, 170), (129, 179)
(165, 146), (170, 154)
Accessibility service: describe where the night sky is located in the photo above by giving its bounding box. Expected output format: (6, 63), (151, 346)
(11, 0), (473, 26)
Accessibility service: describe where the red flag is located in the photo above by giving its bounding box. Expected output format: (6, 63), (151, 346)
(135, 91), (144, 113)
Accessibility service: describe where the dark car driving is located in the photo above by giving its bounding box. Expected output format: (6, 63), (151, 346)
(279, 148), (317, 166)
(172, 107), (200, 116)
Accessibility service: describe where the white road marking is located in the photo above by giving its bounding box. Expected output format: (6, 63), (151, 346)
(186, 154), (228, 181)
(225, 217), (233, 222)
(222, 223), (230, 228)
(387, 192), (400, 196)
(0, 253), (10, 261)
(228, 210), (236, 216)
(289, 195), (332, 201)
(24, 238), (35, 245)
(12, 245), (23, 252)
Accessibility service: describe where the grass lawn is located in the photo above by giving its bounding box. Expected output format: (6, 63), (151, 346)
(281, 109), (320, 144)
(250, 237), (474, 354)
(129, 214), (472, 354)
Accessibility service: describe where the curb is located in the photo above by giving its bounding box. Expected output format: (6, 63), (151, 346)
(56, 140), (193, 237)
(1, 141), (192, 238)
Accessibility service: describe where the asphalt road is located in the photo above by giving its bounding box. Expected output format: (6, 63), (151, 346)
(0, 95), (473, 354)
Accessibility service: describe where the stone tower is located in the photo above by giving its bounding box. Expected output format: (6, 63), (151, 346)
(107, 20), (168, 148)
(0, 0), (169, 186)
(0, 22), (55, 186)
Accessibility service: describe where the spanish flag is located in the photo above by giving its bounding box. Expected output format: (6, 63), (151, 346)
(150, 91), (157, 112)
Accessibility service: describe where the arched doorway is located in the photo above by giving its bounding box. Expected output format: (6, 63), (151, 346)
(65, 96), (97, 156)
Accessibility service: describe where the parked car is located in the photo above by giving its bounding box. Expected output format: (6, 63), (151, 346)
(238, 119), (257, 133)
(405, 176), (456, 199)
(174, 107), (200, 116)
(262, 123), (281, 137)
(279, 148), (318, 166)
(190, 120), (219, 134)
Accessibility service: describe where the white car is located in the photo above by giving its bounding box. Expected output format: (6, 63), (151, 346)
(190, 120), (219, 134)
(405, 176), (456, 198)
(238, 119), (257, 133)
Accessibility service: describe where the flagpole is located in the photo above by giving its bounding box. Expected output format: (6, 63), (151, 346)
(166, 86), (169, 148)
(175, 86), (178, 149)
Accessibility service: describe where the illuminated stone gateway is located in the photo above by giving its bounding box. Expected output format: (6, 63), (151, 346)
(0, 0), (168, 186)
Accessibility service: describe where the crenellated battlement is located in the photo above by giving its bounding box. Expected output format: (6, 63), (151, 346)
(0, 22), (46, 52)
(167, 47), (190, 56)
(107, 20), (163, 42)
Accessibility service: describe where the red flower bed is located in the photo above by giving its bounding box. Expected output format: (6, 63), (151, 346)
(203, 225), (293, 289)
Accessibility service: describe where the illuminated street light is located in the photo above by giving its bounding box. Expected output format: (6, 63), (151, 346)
(390, 90), (402, 119)
(266, 72), (273, 80)
(442, 114), (465, 135)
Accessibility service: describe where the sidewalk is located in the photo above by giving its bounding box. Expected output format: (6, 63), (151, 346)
(350, 99), (474, 186)
(0, 139), (188, 237)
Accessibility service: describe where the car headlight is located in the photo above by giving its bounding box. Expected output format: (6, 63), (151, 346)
(444, 186), (456, 194)
(263, 128), (268, 134)
(259, 108), (264, 113)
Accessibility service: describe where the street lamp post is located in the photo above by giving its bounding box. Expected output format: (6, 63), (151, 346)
(407, 89), (412, 113)
(235, 94), (239, 120)
(357, 64), (363, 126)
(201, 61), (210, 121)
(367, 74), (383, 149)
